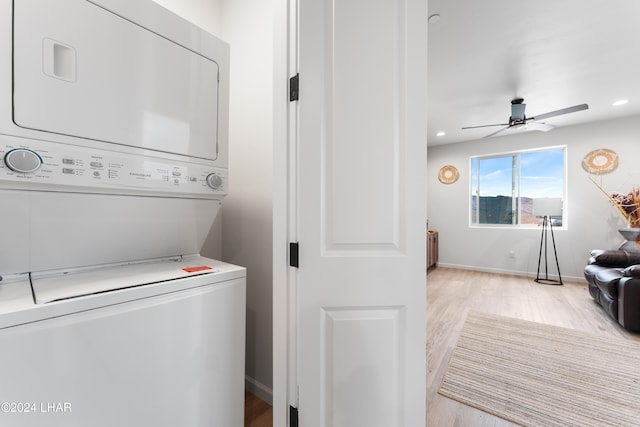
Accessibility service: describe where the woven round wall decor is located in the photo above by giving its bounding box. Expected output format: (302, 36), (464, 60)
(582, 148), (619, 175)
(438, 165), (459, 184)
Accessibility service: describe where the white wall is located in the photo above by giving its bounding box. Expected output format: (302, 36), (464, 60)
(217, 0), (275, 403)
(151, 0), (222, 35)
(152, 0), (275, 403)
(427, 115), (640, 281)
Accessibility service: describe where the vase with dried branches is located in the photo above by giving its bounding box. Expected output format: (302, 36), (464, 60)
(590, 177), (640, 228)
(590, 177), (640, 252)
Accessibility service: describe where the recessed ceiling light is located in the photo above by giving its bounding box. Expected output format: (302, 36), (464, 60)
(428, 14), (441, 24)
(612, 99), (629, 106)
(436, 131), (446, 137)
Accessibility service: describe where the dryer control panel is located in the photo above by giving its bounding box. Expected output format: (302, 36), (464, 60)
(0, 138), (227, 198)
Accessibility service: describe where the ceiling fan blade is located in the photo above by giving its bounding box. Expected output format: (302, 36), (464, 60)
(483, 126), (510, 138)
(531, 103), (589, 121)
(526, 122), (555, 132)
(462, 123), (509, 130)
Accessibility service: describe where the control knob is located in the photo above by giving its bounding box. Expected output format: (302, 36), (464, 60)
(4, 148), (43, 173)
(206, 173), (223, 190)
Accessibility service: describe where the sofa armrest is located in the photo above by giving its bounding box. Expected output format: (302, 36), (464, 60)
(624, 264), (640, 278)
(618, 276), (640, 332)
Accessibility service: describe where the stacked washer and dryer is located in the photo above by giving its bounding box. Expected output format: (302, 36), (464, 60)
(0, 0), (245, 426)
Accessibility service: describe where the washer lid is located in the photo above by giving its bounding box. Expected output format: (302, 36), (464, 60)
(31, 256), (220, 304)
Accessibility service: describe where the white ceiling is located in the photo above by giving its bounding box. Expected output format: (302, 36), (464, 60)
(427, 0), (640, 146)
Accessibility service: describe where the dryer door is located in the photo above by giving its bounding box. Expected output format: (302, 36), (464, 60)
(12, 0), (225, 161)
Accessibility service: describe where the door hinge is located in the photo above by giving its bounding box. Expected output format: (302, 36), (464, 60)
(289, 242), (299, 268)
(290, 405), (299, 427)
(289, 73), (299, 101)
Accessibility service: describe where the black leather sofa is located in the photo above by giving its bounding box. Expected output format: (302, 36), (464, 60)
(584, 249), (640, 332)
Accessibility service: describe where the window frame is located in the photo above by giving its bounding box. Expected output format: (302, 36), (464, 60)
(469, 145), (567, 229)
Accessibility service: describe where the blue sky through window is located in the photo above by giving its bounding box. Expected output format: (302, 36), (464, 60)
(471, 148), (564, 198)
(520, 148), (564, 198)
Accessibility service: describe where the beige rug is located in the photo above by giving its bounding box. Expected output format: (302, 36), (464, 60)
(438, 311), (640, 427)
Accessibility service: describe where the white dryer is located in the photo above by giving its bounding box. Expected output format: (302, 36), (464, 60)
(0, 0), (245, 425)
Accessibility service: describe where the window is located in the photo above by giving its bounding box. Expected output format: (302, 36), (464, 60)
(470, 146), (566, 227)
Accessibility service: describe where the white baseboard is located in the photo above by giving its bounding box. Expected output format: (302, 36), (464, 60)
(245, 375), (273, 406)
(434, 262), (584, 283)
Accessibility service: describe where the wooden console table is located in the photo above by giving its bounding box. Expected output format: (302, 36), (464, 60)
(427, 230), (438, 269)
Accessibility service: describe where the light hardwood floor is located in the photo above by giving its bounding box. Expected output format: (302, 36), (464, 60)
(427, 267), (640, 426)
(244, 267), (640, 427)
(245, 390), (273, 427)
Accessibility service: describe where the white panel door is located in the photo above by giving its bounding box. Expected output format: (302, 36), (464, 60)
(295, 0), (427, 425)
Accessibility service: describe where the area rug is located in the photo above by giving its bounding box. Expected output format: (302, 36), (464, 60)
(438, 311), (640, 427)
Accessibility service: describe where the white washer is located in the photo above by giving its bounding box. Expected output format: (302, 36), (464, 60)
(0, 257), (245, 426)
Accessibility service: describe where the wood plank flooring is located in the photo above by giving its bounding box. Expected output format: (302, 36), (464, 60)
(245, 390), (272, 427)
(427, 267), (640, 426)
(244, 266), (640, 426)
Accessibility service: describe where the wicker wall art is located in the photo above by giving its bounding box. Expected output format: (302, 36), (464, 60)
(438, 165), (459, 184)
(582, 148), (619, 175)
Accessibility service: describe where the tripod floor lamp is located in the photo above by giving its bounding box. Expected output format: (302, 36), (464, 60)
(533, 198), (563, 286)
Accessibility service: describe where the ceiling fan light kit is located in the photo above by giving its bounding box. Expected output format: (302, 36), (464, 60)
(462, 98), (589, 138)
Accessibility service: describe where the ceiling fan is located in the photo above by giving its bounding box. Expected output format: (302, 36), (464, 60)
(462, 98), (589, 138)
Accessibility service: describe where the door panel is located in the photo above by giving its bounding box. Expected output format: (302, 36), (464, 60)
(321, 307), (405, 426)
(324, 0), (402, 253)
